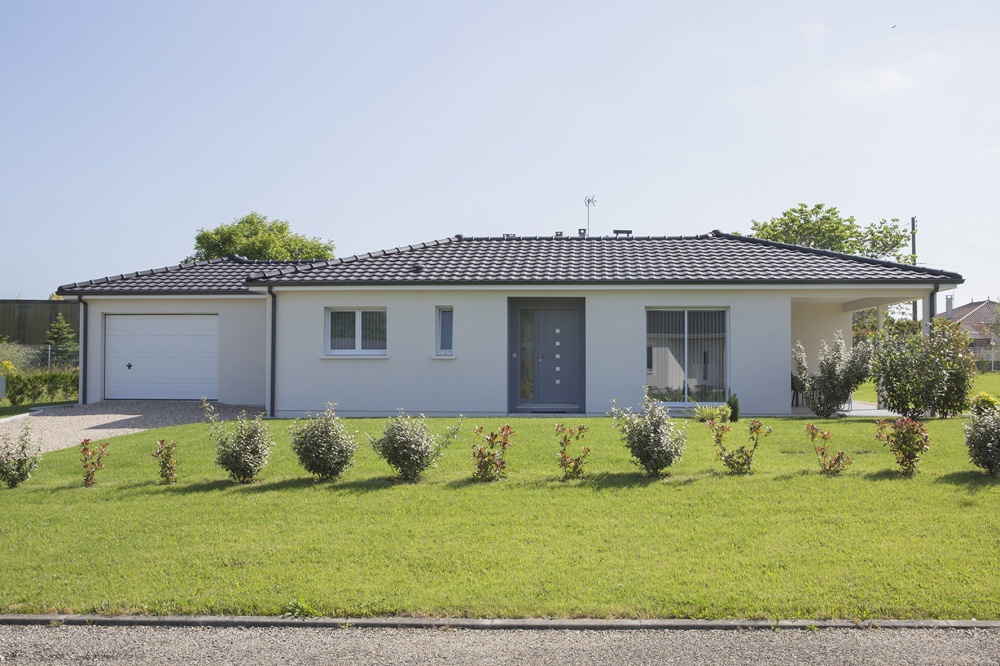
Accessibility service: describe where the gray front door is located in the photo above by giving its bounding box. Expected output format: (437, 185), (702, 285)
(509, 299), (585, 413)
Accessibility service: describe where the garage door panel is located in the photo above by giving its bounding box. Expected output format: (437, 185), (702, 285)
(105, 315), (219, 400)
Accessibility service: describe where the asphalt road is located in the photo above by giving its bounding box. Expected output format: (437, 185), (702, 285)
(1, 626), (998, 665)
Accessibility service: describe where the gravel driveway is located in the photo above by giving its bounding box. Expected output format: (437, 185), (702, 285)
(0, 401), (262, 453)
(1, 626), (998, 665)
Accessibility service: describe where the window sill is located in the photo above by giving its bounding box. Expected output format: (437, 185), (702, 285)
(320, 354), (390, 360)
(432, 354), (456, 360)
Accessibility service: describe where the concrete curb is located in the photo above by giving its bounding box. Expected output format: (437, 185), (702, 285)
(1, 615), (997, 631)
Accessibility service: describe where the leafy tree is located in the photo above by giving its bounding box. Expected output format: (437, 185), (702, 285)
(186, 212), (334, 262)
(747, 203), (912, 262)
(747, 204), (914, 343)
(873, 319), (976, 418)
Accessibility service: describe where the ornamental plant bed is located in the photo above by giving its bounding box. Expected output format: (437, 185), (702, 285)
(0, 417), (996, 620)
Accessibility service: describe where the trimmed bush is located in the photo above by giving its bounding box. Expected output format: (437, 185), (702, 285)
(289, 405), (357, 481)
(370, 411), (461, 482)
(726, 392), (740, 422)
(204, 401), (273, 484)
(610, 388), (687, 477)
(969, 391), (1000, 418)
(3, 368), (78, 405)
(0, 423), (41, 488)
(965, 406), (1000, 475)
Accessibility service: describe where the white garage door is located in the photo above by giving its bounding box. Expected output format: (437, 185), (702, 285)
(105, 315), (219, 400)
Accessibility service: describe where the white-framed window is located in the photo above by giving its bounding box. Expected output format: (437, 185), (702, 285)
(325, 308), (387, 356)
(436, 306), (454, 356)
(646, 309), (727, 402)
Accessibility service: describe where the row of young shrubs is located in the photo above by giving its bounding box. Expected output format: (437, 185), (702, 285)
(2, 368), (78, 406)
(3, 390), (998, 490)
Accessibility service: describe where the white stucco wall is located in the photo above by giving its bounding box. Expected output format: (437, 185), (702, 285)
(790, 302), (855, 373)
(270, 286), (797, 417)
(79, 296), (267, 406)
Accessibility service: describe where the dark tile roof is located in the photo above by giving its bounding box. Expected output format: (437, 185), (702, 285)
(56, 255), (315, 295)
(245, 231), (964, 286)
(56, 232), (964, 295)
(948, 299), (999, 325)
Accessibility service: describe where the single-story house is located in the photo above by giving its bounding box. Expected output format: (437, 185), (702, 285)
(56, 231), (963, 417)
(943, 297), (999, 367)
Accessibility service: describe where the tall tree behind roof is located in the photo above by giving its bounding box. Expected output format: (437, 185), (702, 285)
(186, 212), (335, 262)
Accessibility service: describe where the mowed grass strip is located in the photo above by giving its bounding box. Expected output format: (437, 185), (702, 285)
(853, 371), (1000, 404)
(0, 416), (997, 620)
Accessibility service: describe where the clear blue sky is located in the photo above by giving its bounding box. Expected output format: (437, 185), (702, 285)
(2, 1), (998, 305)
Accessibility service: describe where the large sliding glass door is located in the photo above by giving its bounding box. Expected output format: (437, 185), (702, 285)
(646, 309), (727, 403)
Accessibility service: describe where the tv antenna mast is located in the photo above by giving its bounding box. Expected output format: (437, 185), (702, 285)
(584, 195), (597, 235)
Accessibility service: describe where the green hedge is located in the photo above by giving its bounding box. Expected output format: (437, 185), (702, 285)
(3, 369), (78, 405)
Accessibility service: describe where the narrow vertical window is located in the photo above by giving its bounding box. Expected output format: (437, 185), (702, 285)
(436, 307), (454, 356)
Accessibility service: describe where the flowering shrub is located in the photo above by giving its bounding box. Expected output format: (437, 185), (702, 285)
(204, 401), (273, 484)
(804, 423), (852, 476)
(555, 424), (591, 480)
(151, 439), (178, 485)
(471, 424), (515, 481)
(609, 389), (686, 477)
(875, 418), (930, 477)
(290, 405), (357, 481)
(713, 419), (771, 475)
(0, 423), (41, 488)
(370, 411), (461, 482)
(964, 407), (1000, 476)
(792, 332), (871, 418)
(80, 439), (109, 487)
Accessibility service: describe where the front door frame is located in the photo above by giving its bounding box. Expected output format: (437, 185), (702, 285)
(507, 297), (586, 414)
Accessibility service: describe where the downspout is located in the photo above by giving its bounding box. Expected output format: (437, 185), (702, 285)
(925, 283), (940, 336)
(77, 296), (87, 404)
(268, 287), (276, 418)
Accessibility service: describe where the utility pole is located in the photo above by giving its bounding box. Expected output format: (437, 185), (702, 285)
(911, 216), (918, 322)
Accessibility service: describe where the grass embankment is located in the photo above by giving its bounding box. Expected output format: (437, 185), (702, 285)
(0, 417), (997, 620)
(853, 372), (1000, 405)
(0, 400), (74, 419)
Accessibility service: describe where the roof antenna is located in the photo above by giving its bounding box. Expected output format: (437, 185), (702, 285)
(584, 195), (597, 235)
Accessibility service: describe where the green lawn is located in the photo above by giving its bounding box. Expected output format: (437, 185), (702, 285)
(0, 416), (997, 620)
(853, 372), (1000, 405)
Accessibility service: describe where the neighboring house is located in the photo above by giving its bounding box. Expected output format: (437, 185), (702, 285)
(56, 231), (963, 417)
(944, 297), (1000, 367)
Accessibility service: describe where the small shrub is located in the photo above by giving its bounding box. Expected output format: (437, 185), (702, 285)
(370, 411), (461, 482)
(471, 424), (515, 481)
(609, 388), (687, 477)
(964, 408), (1000, 475)
(713, 418), (771, 475)
(80, 439), (109, 487)
(726, 392), (740, 422)
(693, 403), (731, 423)
(875, 418), (930, 477)
(204, 400), (273, 484)
(804, 423), (852, 476)
(555, 424), (591, 480)
(969, 392), (1000, 418)
(289, 405), (358, 482)
(151, 439), (178, 485)
(0, 423), (41, 488)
